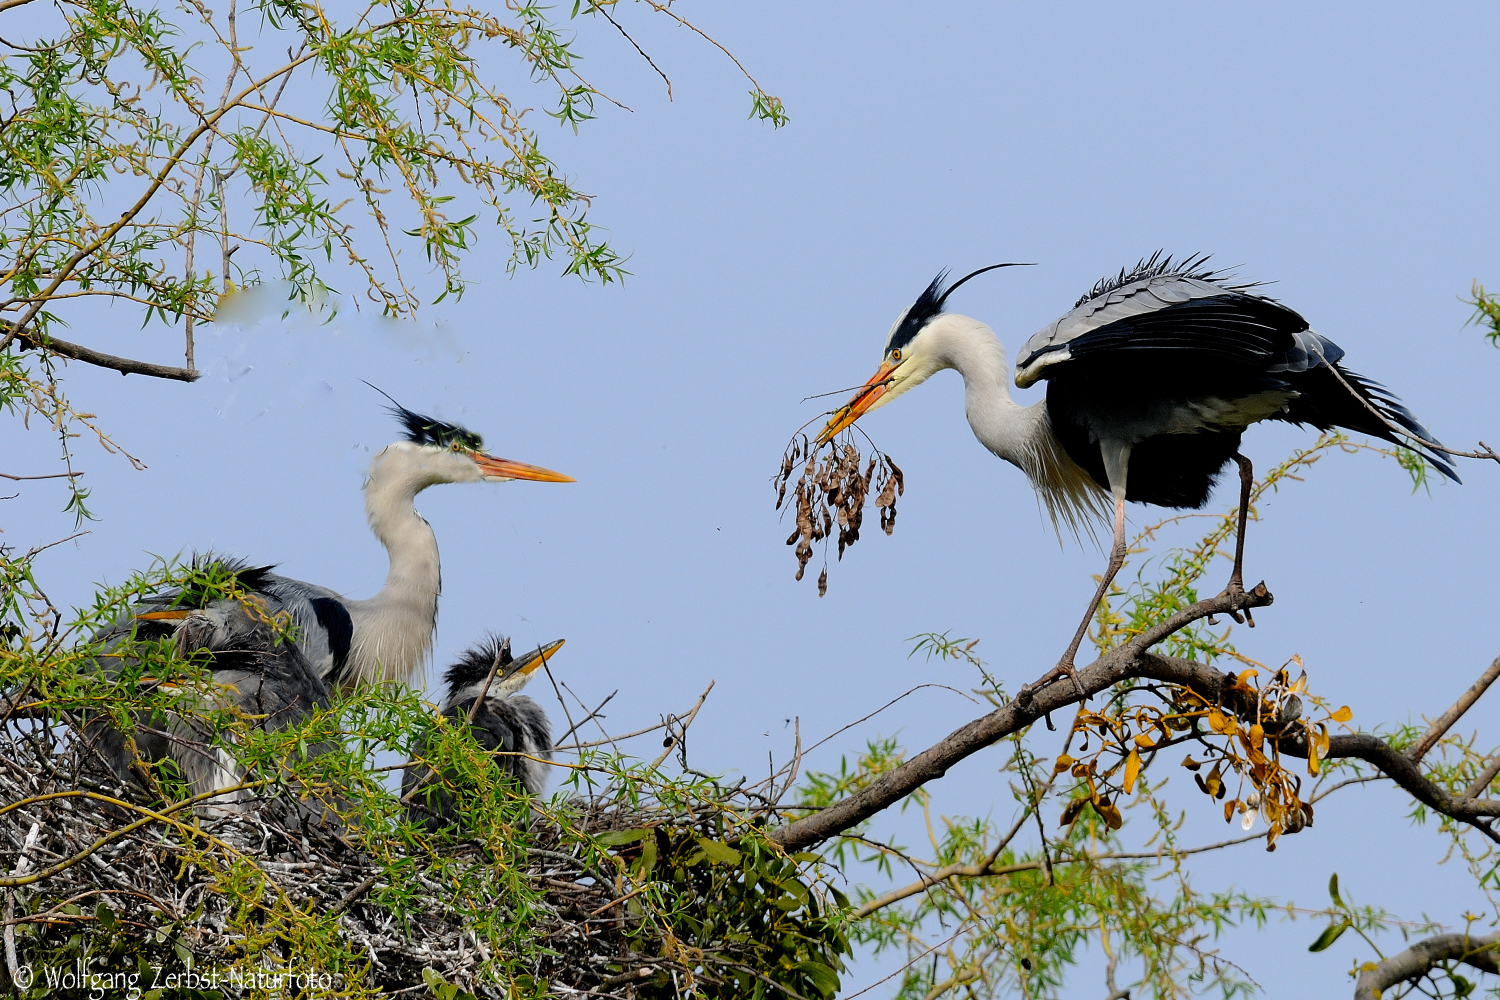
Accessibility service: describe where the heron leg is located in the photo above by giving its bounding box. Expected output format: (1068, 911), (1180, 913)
(1213, 453), (1255, 627)
(1042, 443), (1131, 698)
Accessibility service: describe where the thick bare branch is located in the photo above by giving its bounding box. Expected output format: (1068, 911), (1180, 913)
(1133, 654), (1500, 843)
(769, 584), (1274, 852)
(1353, 931), (1500, 1000)
(772, 581), (1500, 855)
(1466, 754), (1500, 799)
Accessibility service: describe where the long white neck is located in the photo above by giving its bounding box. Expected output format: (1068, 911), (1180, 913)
(344, 448), (444, 688)
(921, 314), (1111, 540)
(924, 315), (1040, 471)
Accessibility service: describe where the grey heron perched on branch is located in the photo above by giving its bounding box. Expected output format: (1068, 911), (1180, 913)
(819, 253), (1458, 682)
(401, 635), (560, 829)
(216, 392), (573, 691)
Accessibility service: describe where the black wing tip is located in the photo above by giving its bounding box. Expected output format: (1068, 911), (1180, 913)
(1076, 251), (1268, 309)
(1343, 372), (1462, 483)
(362, 380), (485, 452)
(442, 633), (513, 693)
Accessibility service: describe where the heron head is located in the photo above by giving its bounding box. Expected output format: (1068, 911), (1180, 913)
(440, 634), (565, 711)
(817, 264), (1030, 444)
(366, 388), (574, 488)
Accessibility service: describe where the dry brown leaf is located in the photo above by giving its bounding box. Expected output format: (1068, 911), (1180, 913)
(772, 429), (906, 596)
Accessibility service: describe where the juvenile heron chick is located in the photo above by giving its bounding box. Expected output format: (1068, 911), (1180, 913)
(401, 636), (561, 829)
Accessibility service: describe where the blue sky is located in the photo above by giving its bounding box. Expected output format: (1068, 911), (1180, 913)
(8, 3), (1500, 995)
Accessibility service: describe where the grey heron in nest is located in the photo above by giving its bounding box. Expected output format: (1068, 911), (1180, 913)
(819, 254), (1458, 685)
(85, 560), (340, 824)
(194, 392), (573, 692)
(401, 635), (560, 830)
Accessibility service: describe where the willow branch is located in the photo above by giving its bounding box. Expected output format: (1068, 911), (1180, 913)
(1132, 654), (1500, 843)
(0, 783), (262, 888)
(0, 53), (317, 357)
(649, 680), (715, 770)
(1466, 754), (1500, 799)
(1320, 360), (1500, 465)
(7, 324), (200, 382)
(853, 831), (1267, 919)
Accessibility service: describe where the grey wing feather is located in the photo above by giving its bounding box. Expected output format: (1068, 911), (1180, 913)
(255, 573), (351, 682)
(79, 594), (338, 824)
(1018, 276), (1237, 375)
(1268, 328), (1344, 372)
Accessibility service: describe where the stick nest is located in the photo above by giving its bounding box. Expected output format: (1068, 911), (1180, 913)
(0, 716), (820, 998)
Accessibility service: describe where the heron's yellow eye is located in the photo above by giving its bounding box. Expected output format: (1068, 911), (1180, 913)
(890, 349), (902, 362)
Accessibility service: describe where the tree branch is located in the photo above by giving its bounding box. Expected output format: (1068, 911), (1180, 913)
(1407, 654), (1500, 763)
(771, 576), (1500, 856)
(769, 585), (1274, 852)
(650, 680), (715, 770)
(1353, 931), (1500, 1000)
(852, 831), (1266, 919)
(6, 323), (199, 382)
(1132, 654), (1500, 843)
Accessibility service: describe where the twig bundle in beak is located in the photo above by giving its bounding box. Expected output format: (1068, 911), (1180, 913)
(773, 431), (903, 596)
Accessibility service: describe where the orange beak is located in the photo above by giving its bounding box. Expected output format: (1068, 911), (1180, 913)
(815, 360), (900, 445)
(514, 638), (565, 677)
(473, 454), (575, 483)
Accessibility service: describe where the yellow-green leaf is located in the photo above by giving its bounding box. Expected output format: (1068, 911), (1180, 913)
(1308, 920), (1349, 952)
(596, 828), (650, 846)
(695, 837), (743, 866)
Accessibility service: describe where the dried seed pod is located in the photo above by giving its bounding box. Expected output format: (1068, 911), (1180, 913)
(772, 425), (908, 595)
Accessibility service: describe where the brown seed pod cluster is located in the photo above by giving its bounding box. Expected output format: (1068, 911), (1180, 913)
(774, 432), (904, 596)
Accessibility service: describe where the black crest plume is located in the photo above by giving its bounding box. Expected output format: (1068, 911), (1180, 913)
(141, 553), (278, 612)
(443, 634), (513, 693)
(887, 263), (1034, 353)
(362, 381), (485, 452)
(1075, 251), (1264, 308)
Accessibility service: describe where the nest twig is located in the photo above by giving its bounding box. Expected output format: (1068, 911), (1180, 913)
(0, 716), (712, 997)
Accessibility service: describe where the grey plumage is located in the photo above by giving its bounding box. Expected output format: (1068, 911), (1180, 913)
(1014, 253), (1460, 502)
(82, 561), (338, 825)
(401, 635), (556, 831)
(820, 253), (1464, 678)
